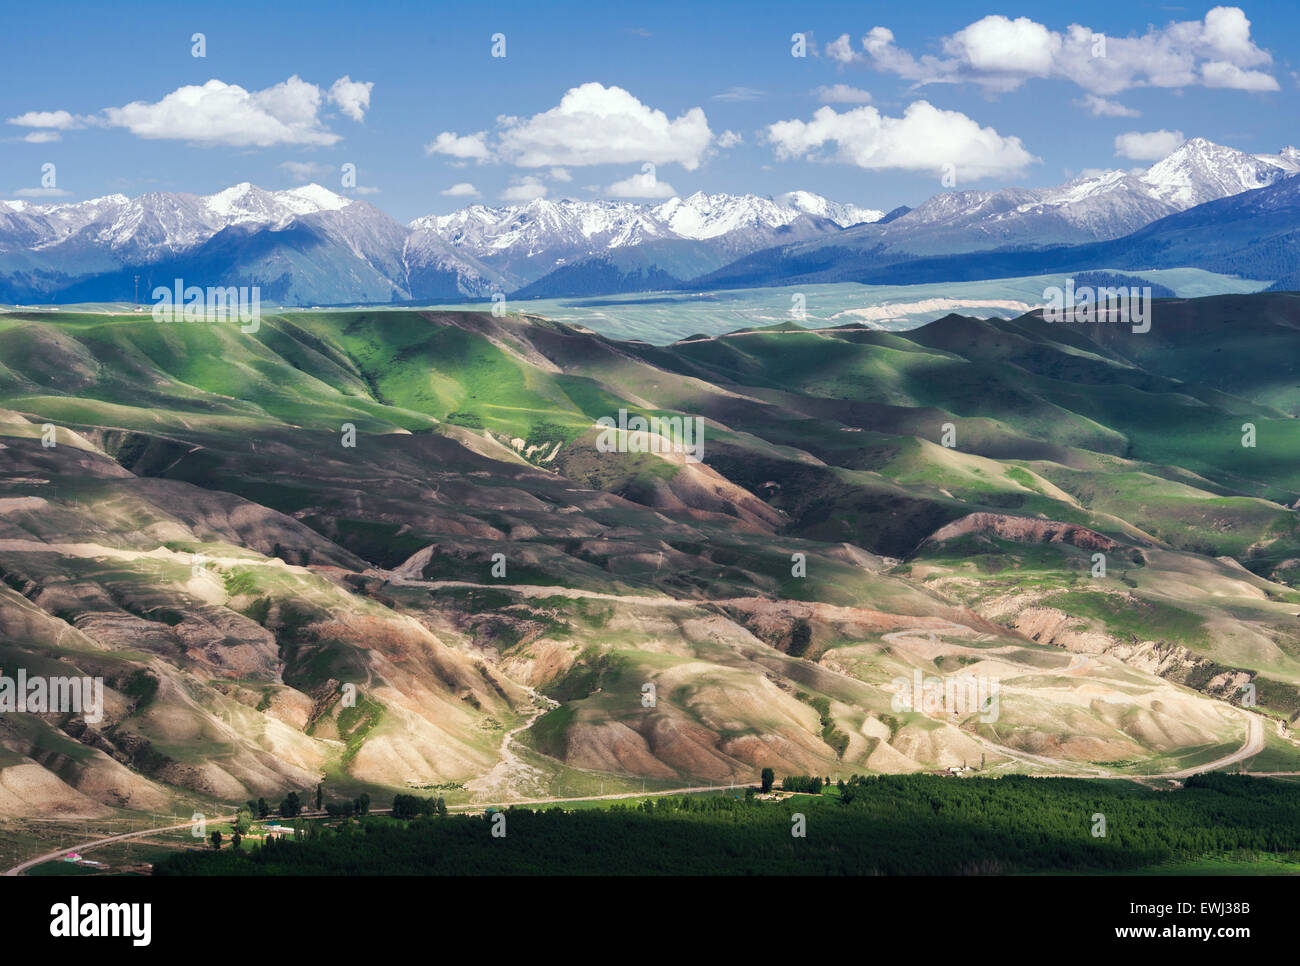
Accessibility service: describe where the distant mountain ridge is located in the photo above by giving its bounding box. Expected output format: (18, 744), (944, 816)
(697, 166), (1300, 293)
(723, 138), (1299, 264)
(1, 137), (1296, 304)
(0, 185), (880, 304)
(696, 138), (1300, 291)
(406, 191), (884, 294)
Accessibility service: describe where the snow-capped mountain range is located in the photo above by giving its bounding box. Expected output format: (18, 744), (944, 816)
(0, 185), (881, 303)
(402, 191), (886, 297)
(0, 184), (353, 257)
(411, 191), (882, 258)
(807, 137), (1300, 259)
(0, 137), (1296, 305)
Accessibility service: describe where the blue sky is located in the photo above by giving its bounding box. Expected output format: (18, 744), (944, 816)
(4, 0), (1297, 220)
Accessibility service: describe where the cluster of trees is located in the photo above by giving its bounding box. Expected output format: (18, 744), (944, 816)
(390, 793), (448, 819)
(157, 774), (1300, 877)
(325, 794), (371, 818)
(235, 787), (373, 826)
(781, 775), (824, 794)
(835, 775), (872, 805)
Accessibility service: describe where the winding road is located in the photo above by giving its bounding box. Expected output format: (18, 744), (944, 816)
(3, 813), (236, 877)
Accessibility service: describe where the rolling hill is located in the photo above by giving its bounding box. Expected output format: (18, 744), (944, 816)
(1, 293), (1298, 818)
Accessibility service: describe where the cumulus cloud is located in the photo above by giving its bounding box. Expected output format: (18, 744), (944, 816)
(1076, 94), (1140, 117)
(99, 76), (370, 147)
(328, 76), (374, 122)
(826, 33), (857, 64)
(549, 167), (572, 182)
(441, 182), (481, 197)
(1201, 60), (1278, 90)
(22, 131), (61, 143)
(765, 100), (1037, 180)
(848, 7), (1278, 95)
(8, 110), (84, 129)
(424, 131), (492, 162)
(432, 83), (715, 171)
(501, 175), (548, 202)
(717, 130), (743, 148)
(814, 84), (873, 104)
(948, 16), (1059, 77)
(1114, 129), (1185, 160)
(606, 164), (677, 199)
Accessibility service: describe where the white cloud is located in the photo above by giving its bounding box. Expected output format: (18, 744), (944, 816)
(826, 34), (857, 64)
(947, 15), (1060, 77)
(717, 130), (743, 149)
(814, 84), (873, 104)
(1201, 5), (1270, 65)
(1201, 60), (1279, 91)
(441, 182), (481, 197)
(101, 76), (362, 147)
(500, 175), (548, 202)
(548, 167), (572, 182)
(279, 160), (331, 181)
(328, 76), (374, 122)
(856, 7), (1278, 95)
(1076, 94), (1140, 117)
(479, 83), (715, 170)
(606, 165), (677, 199)
(12, 186), (71, 198)
(424, 130), (493, 161)
(712, 86), (765, 102)
(1114, 129), (1185, 160)
(22, 131), (61, 143)
(766, 100), (1037, 180)
(8, 110), (83, 129)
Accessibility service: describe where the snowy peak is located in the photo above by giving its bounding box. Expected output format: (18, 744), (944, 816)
(413, 198), (674, 258)
(851, 137), (1300, 258)
(0, 182), (359, 259)
(1255, 145), (1300, 175)
(774, 190), (884, 228)
(203, 182), (352, 225)
(1141, 137), (1288, 208)
(653, 191), (799, 239)
(409, 191), (880, 257)
(280, 183), (352, 213)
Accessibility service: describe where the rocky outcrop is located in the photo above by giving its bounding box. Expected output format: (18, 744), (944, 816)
(923, 512), (1119, 553)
